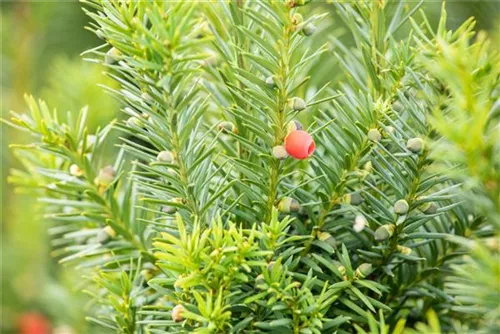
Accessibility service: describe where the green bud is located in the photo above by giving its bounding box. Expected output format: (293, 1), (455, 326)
(105, 47), (121, 64)
(210, 248), (220, 257)
(256, 274), (265, 287)
(96, 226), (116, 244)
(171, 304), (185, 322)
(267, 261), (276, 271)
(374, 224), (395, 241)
(218, 121), (238, 134)
(394, 199), (409, 215)
(162, 205), (176, 214)
(142, 269), (155, 282)
(157, 150), (174, 163)
(421, 202), (437, 215)
(485, 238), (500, 252)
(291, 13), (304, 25)
(272, 145), (288, 160)
(162, 198), (185, 214)
(397, 245), (412, 255)
(301, 23), (316, 36)
(278, 197), (300, 213)
(94, 166), (116, 186)
(355, 263), (373, 278)
(288, 97), (307, 111)
(353, 215), (367, 232)
(167, 167), (177, 177)
(69, 164), (83, 177)
(406, 137), (424, 153)
(385, 126), (395, 135)
(265, 75), (277, 88)
(195, 21), (210, 39)
(392, 101), (404, 113)
(367, 128), (382, 142)
(337, 265), (346, 275)
(346, 192), (363, 206)
(287, 120), (303, 134)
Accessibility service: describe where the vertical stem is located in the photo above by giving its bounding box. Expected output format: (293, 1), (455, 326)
(265, 6), (292, 222)
(302, 1), (394, 255)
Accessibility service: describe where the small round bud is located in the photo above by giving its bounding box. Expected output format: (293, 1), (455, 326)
(485, 238), (500, 252)
(162, 205), (176, 214)
(337, 265), (346, 275)
(278, 197), (300, 213)
(171, 304), (185, 322)
(406, 137), (424, 153)
(385, 126), (395, 136)
(367, 129), (382, 142)
(166, 167), (177, 177)
(355, 263), (373, 278)
(272, 145), (288, 160)
(195, 21), (210, 39)
(69, 164), (83, 177)
(291, 13), (304, 26)
(126, 116), (142, 127)
(265, 75), (277, 88)
(374, 224), (395, 241)
(96, 226), (116, 244)
(162, 198), (185, 214)
(157, 150), (174, 163)
(288, 97), (307, 111)
(286, 120), (303, 135)
(301, 23), (316, 36)
(210, 248), (220, 257)
(256, 274), (265, 287)
(105, 47), (121, 64)
(94, 166), (116, 186)
(267, 261), (276, 271)
(353, 215), (367, 233)
(346, 192), (363, 206)
(397, 245), (412, 255)
(392, 101), (404, 113)
(285, 130), (315, 160)
(217, 121), (238, 134)
(363, 161), (372, 172)
(142, 269), (155, 282)
(421, 202), (437, 215)
(394, 199), (409, 215)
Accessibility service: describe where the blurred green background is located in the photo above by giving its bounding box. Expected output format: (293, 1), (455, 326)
(0, 1), (498, 333)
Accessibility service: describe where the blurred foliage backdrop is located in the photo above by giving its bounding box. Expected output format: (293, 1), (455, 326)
(0, 1), (498, 333)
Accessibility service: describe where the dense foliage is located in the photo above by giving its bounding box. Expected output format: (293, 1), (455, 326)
(4, 1), (499, 333)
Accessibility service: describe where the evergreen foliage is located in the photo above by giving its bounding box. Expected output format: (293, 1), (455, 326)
(4, 1), (499, 333)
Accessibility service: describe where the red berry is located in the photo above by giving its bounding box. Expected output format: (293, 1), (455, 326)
(19, 312), (51, 334)
(284, 130), (315, 160)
